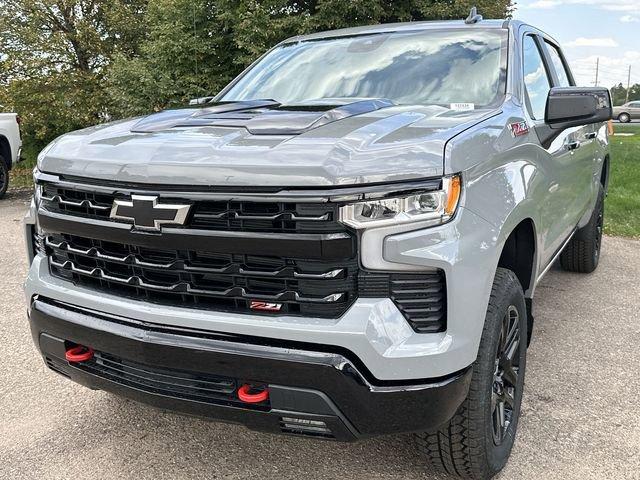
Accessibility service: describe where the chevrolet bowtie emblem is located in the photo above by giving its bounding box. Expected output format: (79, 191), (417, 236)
(110, 195), (191, 231)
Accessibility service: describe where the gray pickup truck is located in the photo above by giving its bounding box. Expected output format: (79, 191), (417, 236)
(24, 15), (612, 480)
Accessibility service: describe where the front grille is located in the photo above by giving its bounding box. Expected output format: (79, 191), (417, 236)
(38, 180), (447, 331)
(359, 271), (447, 333)
(46, 351), (268, 409)
(46, 233), (357, 318)
(41, 183), (343, 234)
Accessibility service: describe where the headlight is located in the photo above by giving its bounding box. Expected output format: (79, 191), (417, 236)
(339, 174), (461, 229)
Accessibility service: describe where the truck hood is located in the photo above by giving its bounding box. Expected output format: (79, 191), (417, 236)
(39, 101), (496, 187)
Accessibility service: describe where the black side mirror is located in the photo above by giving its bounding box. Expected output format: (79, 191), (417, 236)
(536, 87), (612, 148)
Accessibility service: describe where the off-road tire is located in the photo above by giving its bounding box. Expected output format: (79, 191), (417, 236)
(0, 156), (9, 199)
(560, 186), (604, 273)
(618, 113), (630, 123)
(415, 268), (527, 480)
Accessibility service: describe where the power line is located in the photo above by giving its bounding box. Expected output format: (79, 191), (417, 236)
(570, 59), (639, 88)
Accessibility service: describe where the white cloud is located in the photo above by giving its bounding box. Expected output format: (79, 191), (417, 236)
(568, 51), (640, 87)
(620, 15), (639, 22)
(565, 37), (619, 48)
(520, 0), (639, 14)
(525, 65), (546, 85)
(527, 0), (560, 8)
(601, 3), (640, 12)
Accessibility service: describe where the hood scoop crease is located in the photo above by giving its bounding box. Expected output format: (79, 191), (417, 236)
(130, 99), (395, 135)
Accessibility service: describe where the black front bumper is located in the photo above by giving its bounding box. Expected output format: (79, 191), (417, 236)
(29, 297), (471, 441)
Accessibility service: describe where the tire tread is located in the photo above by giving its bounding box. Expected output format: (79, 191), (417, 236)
(560, 186), (604, 274)
(415, 268), (525, 480)
(0, 155), (8, 199)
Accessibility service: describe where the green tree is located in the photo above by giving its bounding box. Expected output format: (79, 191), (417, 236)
(0, 0), (512, 158)
(610, 82), (640, 106)
(0, 0), (147, 152)
(108, 0), (513, 117)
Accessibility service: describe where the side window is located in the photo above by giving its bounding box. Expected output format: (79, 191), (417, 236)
(523, 36), (552, 120)
(545, 42), (572, 87)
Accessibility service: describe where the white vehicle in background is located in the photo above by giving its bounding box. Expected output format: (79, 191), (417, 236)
(0, 112), (22, 198)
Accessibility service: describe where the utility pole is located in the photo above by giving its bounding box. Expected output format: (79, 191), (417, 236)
(625, 65), (631, 104)
(595, 57), (599, 86)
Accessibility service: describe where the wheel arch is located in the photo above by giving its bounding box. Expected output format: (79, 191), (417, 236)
(497, 218), (537, 295)
(496, 217), (537, 346)
(0, 135), (11, 170)
(600, 154), (610, 194)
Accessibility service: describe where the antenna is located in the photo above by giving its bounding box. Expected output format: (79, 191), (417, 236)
(465, 7), (483, 24)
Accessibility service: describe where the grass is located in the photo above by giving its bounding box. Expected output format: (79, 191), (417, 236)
(605, 124), (640, 238)
(9, 162), (36, 189)
(8, 142), (38, 190)
(8, 124), (640, 237)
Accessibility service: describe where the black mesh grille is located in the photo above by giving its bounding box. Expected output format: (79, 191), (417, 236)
(359, 271), (447, 333)
(46, 233), (357, 318)
(39, 182), (447, 332)
(40, 184), (343, 234)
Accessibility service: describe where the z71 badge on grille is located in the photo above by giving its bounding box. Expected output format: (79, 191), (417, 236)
(110, 195), (191, 231)
(250, 301), (283, 312)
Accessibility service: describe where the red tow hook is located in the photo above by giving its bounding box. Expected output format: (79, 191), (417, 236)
(65, 345), (94, 363)
(237, 384), (269, 404)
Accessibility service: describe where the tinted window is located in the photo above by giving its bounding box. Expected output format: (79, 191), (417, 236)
(545, 42), (572, 87)
(523, 36), (551, 120)
(629, 102), (640, 107)
(222, 30), (507, 107)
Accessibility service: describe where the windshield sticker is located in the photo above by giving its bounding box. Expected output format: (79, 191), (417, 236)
(450, 103), (475, 111)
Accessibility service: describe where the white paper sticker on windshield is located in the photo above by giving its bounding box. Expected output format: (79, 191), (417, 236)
(450, 103), (475, 111)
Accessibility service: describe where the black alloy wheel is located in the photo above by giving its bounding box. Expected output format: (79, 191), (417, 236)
(492, 305), (521, 446)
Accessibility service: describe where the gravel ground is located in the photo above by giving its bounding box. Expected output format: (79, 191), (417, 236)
(1, 190), (639, 480)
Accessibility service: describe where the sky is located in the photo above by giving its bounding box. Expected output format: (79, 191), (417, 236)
(512, 0), (640, 90)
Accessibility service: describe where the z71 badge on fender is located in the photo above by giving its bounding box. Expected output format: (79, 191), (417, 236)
(508, 121), (529, 137)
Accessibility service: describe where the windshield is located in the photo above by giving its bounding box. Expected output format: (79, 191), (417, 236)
(220, 29), (507, 108)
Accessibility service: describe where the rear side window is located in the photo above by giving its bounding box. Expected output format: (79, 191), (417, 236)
(545, 42), (572, 87)
(523, 35), (551, 120)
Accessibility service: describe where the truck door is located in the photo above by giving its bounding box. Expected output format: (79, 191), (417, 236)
(544, 38), (599, 236)
(522, 34), (596, 266)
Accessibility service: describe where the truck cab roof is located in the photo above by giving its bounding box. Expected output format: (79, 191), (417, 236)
(282, 19), (555, 48)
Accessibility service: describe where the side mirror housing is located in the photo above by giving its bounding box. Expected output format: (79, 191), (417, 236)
(536, 87), (612, 148)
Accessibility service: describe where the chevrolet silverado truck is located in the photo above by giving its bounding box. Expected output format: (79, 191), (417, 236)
(24, 15), (612, 480)
(0, 112), (22, 198)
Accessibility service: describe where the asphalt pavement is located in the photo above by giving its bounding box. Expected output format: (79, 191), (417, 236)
(1, 190), (639, 480)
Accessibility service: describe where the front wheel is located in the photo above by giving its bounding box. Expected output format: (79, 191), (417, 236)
(618, 113), (630, 123)
(415, 268), (527, 479)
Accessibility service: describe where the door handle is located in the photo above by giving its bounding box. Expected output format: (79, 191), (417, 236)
(585, 132), (597, 140)
(566, 141), (581, 151)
